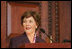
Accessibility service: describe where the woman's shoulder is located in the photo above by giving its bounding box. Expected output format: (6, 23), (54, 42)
(10, 33), (27, 48)
(36, 36), (46, 43)
(10, 33), (26, 40)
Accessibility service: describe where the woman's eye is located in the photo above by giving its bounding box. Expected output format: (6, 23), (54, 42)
(23, 21), (26, 23)
(29, 20), (33, 23)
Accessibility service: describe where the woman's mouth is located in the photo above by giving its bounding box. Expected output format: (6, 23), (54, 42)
(26, 27), (31, 30)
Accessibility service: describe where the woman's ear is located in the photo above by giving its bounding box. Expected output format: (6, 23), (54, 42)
(36, 26), (37, 29)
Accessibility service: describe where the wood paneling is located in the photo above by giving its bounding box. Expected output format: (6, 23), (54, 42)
(1, 1), (7, 48)
(58, 1), (71, 42)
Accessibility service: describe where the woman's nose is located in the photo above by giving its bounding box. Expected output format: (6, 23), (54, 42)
(26, 22), (30, 25)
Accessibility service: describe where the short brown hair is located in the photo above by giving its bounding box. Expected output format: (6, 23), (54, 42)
(21, 11), (41, 29)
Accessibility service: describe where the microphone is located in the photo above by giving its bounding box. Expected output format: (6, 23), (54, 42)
(63, 39), (71, 43)
(40, 28), (56, 43)
(40, 28), (45, 33)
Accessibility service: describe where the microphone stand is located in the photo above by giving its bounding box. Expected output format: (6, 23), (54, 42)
(40, 28), (56, 43)
(44, 33), (56, 43)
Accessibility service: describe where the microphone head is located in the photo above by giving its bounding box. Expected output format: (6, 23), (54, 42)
(40, 28), (45, 33)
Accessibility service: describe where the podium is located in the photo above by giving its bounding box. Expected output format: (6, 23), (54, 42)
(19, 43), (71, 48)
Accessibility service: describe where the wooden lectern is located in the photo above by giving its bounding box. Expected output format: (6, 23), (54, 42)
(19, 43), (71, 48)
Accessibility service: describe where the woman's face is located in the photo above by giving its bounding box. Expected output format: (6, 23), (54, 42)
(23, 16), (37, 34)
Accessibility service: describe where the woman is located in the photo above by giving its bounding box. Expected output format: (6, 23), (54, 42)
(10, 11), (45, 48)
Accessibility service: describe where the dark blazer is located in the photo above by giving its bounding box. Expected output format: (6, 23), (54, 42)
(9, 33), (45, 48)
